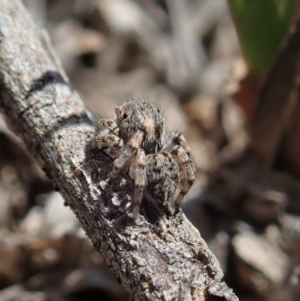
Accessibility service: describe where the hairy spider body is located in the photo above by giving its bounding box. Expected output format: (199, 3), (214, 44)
(94, 99), (195, 218)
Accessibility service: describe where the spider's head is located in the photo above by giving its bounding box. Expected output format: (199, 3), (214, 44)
(116, 99), (165, 153)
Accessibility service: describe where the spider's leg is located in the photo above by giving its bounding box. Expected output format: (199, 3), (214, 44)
(109, 130), (145, 178)
(93, 118), (123, 159)
(162, 132), (190, 153)
(171, 146), (195, 205)
(165, 133), (196, 205)
(130, 149), (146, 219)
(95, 118), (118, 134)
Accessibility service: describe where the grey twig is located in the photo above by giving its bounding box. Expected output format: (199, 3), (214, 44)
(0, 1), (238, 300)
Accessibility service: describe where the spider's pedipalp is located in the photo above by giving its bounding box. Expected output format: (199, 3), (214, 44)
(109, 130), (145, 179)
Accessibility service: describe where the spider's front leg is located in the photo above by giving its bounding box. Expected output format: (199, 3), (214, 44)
(109, 130), (147, 218)
(162, 132), (196, 205)
(129, 149), (146, 219)
(93, 118), (124, 159)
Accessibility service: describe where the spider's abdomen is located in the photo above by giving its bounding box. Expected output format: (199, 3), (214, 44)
(146, 152), (179, 208)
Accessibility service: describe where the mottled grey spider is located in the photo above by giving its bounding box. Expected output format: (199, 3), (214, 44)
(93, 99), (195, 218)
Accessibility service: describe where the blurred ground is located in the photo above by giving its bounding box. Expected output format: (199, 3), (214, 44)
(0, 0), (299, 300)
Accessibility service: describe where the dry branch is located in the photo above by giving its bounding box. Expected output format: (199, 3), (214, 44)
(0, 1), (238, 300)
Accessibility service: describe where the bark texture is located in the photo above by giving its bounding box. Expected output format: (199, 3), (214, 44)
(0, 1), (238, 300)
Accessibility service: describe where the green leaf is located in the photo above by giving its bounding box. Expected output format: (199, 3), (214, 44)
(228, 0), (294, 79)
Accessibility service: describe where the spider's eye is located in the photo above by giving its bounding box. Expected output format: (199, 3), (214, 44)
(122, 112), (128, 119)
(157, 108), (160, 113)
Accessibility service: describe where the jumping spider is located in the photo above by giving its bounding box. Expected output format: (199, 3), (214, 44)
(93, 99), (196, 218)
